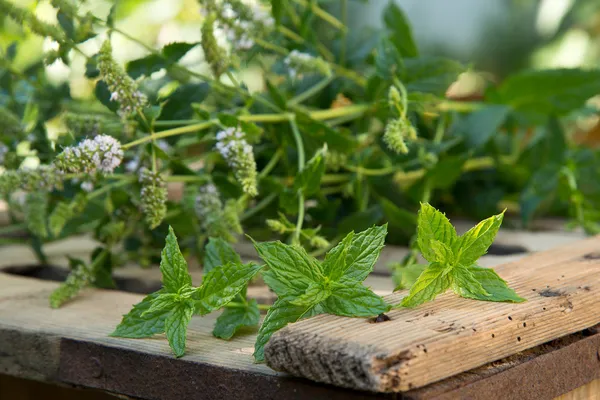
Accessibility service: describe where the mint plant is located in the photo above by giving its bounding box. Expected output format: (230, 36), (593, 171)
(252, 225), (390, 361)
(112, 227), (262, 357)
(399, 203), (524, 308)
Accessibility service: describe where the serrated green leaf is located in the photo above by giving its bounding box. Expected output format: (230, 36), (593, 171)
(417, 203), (457, 262)
(383, 1), (418, 57)
(204, 237), (241, 274)
(400, 262), (452, 308)
(392, 263), (427, 290)
(193, 262), (262, 314)
(127, 54), (166, 79)
(288, 282), (330, 306)
(254, 298), (317, 362)
(450, 264), (489, 298)
(294, 145), (326, 196)
(429, 240), (454, 264)
(454, 265), (525, 303)
(165, 302), (195, 357)
(401, 57), (464, 95)
(253, 241), (323, 299)
(141, 293), (178, 317)
(160, 226), (192, 293)
(321, 284), (390, 317)
(322, 224), (387, 284)
(454, 105), (510, 148)
(111, 291), (170, 338)
(454, 211), (504, 266)
(213, 299), (260, 340)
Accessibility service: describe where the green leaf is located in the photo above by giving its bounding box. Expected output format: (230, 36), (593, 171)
(142, 293), (178, 317)
(254, 298), (316, 362)
(454, 105), (510, 148)
(162, 42), (197, 63)
(95, 80), (119, 113)
(493, 68), (600, 116)
(383, 1), (418, 57)
(424, 156), (466, 190)
(453, 265), (525, 303)
(417, 203), (457, 262)
(160, 83), (210, 120)
(213, 299), (260, 340)
(294, 145), (326, 196)
(127, 54), (166, 79)
(106, 3), (117, 28)
(24, 192), (48, 238)
(270, 0), (287, 25)
(454, 211), (504, 266)
(375, 37), (403, 80)
(57, 12), (75, 40)
(450, 264), (489, 298)
(380, 198), (417, 240)
(288, 282), (331, 306)
(392, 263), (427, 290)
(322, 225), (387, 284)
(111, 291), (170, 338)
(193, 262), (262, 314)
(429, 240), (454, 264)
(400, 262), (453, 308)
(165, 302), (195, 357)
(321, 284), (390, 317)
(401, 57), (464, 95)
(160, 226), (192, 293)
(254, 241), (323, 299)
(204, 237), (241, 274)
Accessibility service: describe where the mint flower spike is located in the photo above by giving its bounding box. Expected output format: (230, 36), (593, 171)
(139, 168), (168, 229)
(284, 50), (332, 80)
(383, 118), (418, 155)
(98, 40), (148, 118)
(194, 183), (242, 242)
(54, 134), (124, 175)
(0, 0), (66, 44)
(215, 127), (258, 197)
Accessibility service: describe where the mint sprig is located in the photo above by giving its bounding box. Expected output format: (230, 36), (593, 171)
(252, 224), (390, 361)
(112, 227), (262, 357)
(399, 203), (525, 308)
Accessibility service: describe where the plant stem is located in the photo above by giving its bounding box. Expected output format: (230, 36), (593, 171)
(289, 118), (305, 243)
(289, 76), (334, 106)
(293, 0), (347, 32)
(240, 193), (277, 222)
(259, 149), (283, 179)
(238, 113), (293, 123)
(310, 104), (370, 120)
(340, 0), (348, 64)
(122, 120), (217, 149)
(88, 178), (136, 200)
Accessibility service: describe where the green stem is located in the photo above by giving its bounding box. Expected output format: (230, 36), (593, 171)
(289, 76), (334, 106)
(238, 113), (293, 123)
(340, 0), (348, 64)
(289, 118), (305, 243)
(88, 178), (135, 200)
(227, 301), (271, 311)
(122, 120), (217, 149)
(293, 0), (347, 32)
(309, 104), (370, 120)
(343, 165), (399, 176)
(240, 193), (277, 222)
(259, 149), (282, 179)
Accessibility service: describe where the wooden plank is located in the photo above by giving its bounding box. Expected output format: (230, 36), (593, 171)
(557, 379), (600, 400)
(264, 236), (600, 393)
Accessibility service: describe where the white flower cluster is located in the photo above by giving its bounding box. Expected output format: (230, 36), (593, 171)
(195, 183), (222, 221)
(215, 127), (258, 196)
(284, 50), (332, 80)
(55, 134), (124, 175)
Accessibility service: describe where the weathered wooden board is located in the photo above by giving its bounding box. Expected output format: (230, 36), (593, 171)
(265, 236), (600, 393)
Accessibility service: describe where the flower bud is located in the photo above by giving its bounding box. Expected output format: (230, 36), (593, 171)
(139, 168), (167, 229)
(215, 127), (258, 196)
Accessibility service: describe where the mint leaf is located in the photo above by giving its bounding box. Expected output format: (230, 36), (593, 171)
(323, 224), (387, 284)
(254, 298), (317, 362)
(289, 282), (331, 306)
(429, 240), (454, 264)
(165, 301), (195, 357)
(450, 264), (489, 298)
(213, 299), (260, 340)
(193, 262), (262, 314)
(141, 293), (178, 317)
(383, 1), (418, 57)
(400, 262), (452, 308)
(417, 203), (457, 262)
(294, 145), (326, 196)
(393, 263), (427, 290)
(454, 265), (525, 303)
(204, 237), (241, 274)
(253, 241), (323, 298)
(454, 211), (504, 266)
(160, 226), (192, 293)
(321, 284), (390, 317)
(111, 291), (170, 338)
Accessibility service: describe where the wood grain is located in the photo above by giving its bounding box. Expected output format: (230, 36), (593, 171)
(264, 236), (600, 392)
